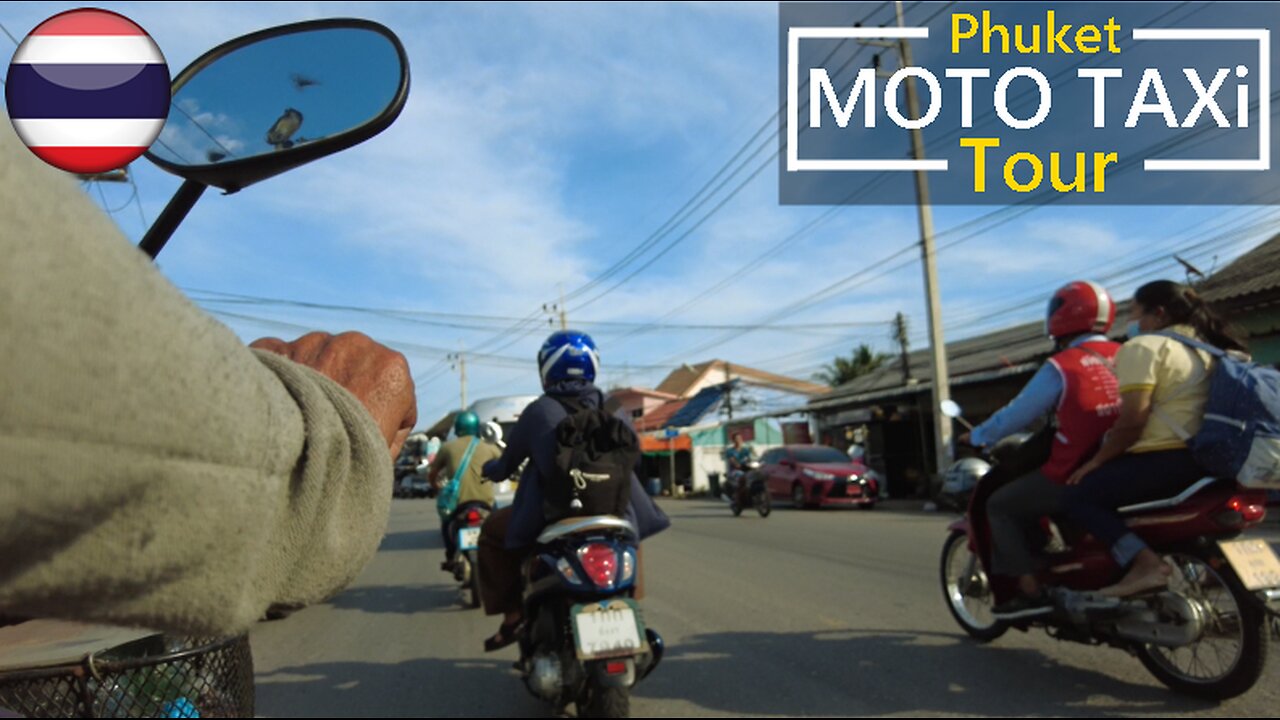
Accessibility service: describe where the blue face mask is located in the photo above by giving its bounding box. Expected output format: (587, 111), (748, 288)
(1126, 320), (1144, 339)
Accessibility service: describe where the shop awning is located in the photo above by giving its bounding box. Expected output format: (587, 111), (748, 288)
(639, 434), (691, 453)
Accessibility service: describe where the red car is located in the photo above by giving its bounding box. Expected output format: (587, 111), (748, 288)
(757, 445), (879, 509)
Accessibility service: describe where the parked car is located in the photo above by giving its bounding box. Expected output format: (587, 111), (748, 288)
(757, 445), (880, 509)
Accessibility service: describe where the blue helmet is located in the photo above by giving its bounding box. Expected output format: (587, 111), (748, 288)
(537, 330), (599, 388)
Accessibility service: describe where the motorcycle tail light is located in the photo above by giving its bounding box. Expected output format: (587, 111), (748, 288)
(465, 509), (484, 525)
(578, 544), (618, 588)
(605, 661), (628, 675)
(1228, 497), (1266, 524)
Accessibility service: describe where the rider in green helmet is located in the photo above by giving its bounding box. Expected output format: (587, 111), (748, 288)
(453, 410), (481, 439)
(428, 410), (500, 569)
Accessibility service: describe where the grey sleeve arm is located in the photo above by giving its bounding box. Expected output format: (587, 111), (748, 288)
(0, 122), (391, 636)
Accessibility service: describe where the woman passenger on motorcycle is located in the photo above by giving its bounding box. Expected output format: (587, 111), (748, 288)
(963, 281), (1122, 619)
(475, 331), (670, 652)
(1064, 281), (1248, 597)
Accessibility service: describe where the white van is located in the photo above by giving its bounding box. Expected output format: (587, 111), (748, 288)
(465, 395), (540, 508)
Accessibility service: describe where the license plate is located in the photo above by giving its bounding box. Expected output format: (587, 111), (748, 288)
(571, 599), (645, 660)
(1220, 539), (1280, 590)
(457, 527), (481, 552)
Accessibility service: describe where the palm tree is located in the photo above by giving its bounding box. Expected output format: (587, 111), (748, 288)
(815, 344), (891, 388)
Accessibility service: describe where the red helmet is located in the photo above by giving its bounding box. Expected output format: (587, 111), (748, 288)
(1046, 281), (1115, 339)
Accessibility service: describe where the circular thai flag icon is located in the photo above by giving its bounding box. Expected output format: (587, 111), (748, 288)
(5, 8), (170, 174)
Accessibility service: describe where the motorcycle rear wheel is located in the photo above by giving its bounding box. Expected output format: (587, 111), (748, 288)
(1136, 550), (1269, 701)
(580, 685), (630, 718)
(940, 531), (1007, 642)
(465, 551), (482, 609)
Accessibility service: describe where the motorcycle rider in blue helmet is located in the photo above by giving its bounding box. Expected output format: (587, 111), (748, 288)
(475, 330), (670, 652)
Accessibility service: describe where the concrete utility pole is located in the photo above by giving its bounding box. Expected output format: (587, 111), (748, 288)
(449, 344), (467, 411)
(723, 362), (734, 421)
(881, 1), (953, 475)
(559, 284), (568, 330)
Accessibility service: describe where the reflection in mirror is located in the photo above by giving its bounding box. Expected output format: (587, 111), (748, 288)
(940, 400), (963, 418)
(150, 27), (401, 168)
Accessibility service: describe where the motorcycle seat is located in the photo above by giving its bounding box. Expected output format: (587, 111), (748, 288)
(536, 515), (636, 544)
(1116, 477), (1223, 515)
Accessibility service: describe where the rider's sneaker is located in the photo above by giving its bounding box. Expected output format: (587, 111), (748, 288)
(992, 592), (1053, 620)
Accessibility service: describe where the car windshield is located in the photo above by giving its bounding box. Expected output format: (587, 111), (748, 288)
(791, 446), (850, 464)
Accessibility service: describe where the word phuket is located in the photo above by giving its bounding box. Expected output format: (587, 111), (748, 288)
(803, 10), (1257, 193)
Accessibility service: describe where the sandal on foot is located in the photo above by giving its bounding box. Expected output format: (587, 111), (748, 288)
(484, 619), (523, 652)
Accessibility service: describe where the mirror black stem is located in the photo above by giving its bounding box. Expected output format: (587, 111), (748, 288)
(139, 179), (208, 259)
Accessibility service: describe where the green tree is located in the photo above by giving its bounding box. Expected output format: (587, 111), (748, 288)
(815, 344), (891, 388)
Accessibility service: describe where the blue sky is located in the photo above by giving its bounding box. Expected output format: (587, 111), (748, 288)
(5, 1), (1277, 429)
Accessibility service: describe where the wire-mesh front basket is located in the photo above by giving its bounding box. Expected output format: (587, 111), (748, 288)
(0, 633), (253, 718)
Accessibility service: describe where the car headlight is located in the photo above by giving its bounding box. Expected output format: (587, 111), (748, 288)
(802, 468), (835, 481)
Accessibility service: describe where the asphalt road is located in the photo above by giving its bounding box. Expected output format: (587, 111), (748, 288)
(249, 498), (1280, 717)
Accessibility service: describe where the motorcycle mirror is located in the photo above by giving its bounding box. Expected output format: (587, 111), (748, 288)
(940, 400), (964, 418)
(139, 19), (409, 258)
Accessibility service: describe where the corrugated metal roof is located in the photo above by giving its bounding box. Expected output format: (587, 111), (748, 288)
(1200, 233), (1280, 306)
(655, 359), (827, 398)
(807, 234), (1280, 412)
(813, 320), (1059, 405)
(636, 398), (690, 432)
(665, 384), (726, 427)
(609, 386), (679, 400)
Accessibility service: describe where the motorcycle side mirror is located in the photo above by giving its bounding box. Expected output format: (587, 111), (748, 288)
(139, 18), (409, 258)
(940, 400), (975, 431)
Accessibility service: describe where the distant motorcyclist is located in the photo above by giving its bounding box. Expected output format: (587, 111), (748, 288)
(723, 431), (756, 507)
(428, 411), (500, 570)
(962, 281), (1122, 619)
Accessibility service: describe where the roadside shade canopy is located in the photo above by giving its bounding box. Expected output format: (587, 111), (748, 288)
(640, 434), (692, 454)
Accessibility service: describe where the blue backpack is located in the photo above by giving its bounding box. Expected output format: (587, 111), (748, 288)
(1157, 333), (1280, 488)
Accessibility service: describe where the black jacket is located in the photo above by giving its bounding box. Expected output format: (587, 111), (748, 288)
(487, 379), (671, 548)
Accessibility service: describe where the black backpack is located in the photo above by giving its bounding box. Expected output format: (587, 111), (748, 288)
(542, 396), (638, 522)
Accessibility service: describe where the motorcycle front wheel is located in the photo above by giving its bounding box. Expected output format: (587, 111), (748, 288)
(939, 531), (1007, 642)
(1136, 550), (1269, 701)
(756, 491), (771, 518)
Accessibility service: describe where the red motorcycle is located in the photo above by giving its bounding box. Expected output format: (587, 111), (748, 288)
(939, 407), (1280, 700)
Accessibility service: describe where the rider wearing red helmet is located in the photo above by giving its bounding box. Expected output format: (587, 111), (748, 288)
(964, 281), (1122, 619)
